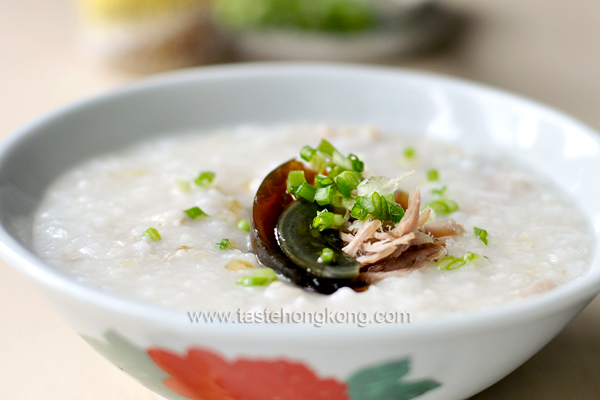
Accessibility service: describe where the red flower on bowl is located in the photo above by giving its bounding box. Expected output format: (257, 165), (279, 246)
(148, 347), (349, 400)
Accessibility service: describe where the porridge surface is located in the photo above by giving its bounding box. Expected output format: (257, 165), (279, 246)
(32, 125), (593, 321)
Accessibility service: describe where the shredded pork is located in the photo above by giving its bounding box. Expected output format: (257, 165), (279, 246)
(360, 243), (449, 284)
(341, 219), (382, 257)
(341, 188), (464, 280)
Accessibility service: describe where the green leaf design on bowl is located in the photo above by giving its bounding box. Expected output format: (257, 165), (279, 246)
(347, 358), (440, 400)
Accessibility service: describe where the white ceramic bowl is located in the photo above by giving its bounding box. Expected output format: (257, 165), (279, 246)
(1, 64), (599, 400)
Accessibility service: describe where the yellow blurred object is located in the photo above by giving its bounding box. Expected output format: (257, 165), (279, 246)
(80, 0), (203, 21)
(78, 0), (223, 73)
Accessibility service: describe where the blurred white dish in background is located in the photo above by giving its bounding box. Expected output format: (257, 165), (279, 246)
(230, 3), (458, 61)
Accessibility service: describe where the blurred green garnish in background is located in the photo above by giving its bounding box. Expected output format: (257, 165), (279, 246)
(213, 0), (376, 32)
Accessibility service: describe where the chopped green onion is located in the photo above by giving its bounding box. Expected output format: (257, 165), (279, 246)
(315, 185), (335, 206)
(312, 210), (346, 231)
(332, 150), (353, 170)
(300, 146), (316, 161)
(349, 154), (364, 173)
(184, 206), (208, 219)
(366, 193), (380, 218)
(371, 192), (385, 220)
(431, 185), (447, 197)
(315, 174), (334, 188)
(427, 169), (439, 182)
(474, 227), (489, 245)
(291, 142), (417, 225)
(425, 199), (459, 214)
(437, 257), (459, 270)
(315, 139), (353, 171)
(331, 191), (354, 210)
(317, 139), (336, 156)
(328, 165), (347, 178)
(351, 201), (365, 219)
(286, 170), (307, 193)
(335, 170), (362, 197)
(253, 267), (277, 280)
(237, 219), (251, 232)
(388, 203), (405, 224)
(466, 252), (480, 261)
(403, 147), (416, 159)
(313, 210), (335, 231)
(294, 182), (317, 202)
(143, 227), (161, 241)
(351, 192), (404, 223)
(373, 193), (387, 221)
(194, 171), (215, 186)
(437, 252), (479, 271)
(309, 151), (330, 173)
(175, 179), (191, 193)
(216, 239), (230, 249)
(236, 268), (278, 286)
(318, 248), (334, 264)
(353, 195), (376, 220)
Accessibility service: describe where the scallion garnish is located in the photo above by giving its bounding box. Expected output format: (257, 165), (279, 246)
(318, 247), (334, 264)
(290, 141), (408, 227)
(352, 192), (404, 223)
(335, 170), (362, 197)
(332, 150), (353, 171)
(437, 252), (479, 271)
(349, 154), (364, 173)
(216, 239), (230, 249)
(143, 227), (161, 241)
(313, 210), (346, 231)
(300, 145), (316, 162)
(286, 170), (306, 193)
(317, 139), (336, 156)
(184, 206), (208, 219)
(298, 139), (365, 178)
(237, 219), (251, 232)
(425, 199), (459, 214)
(427, 169), (439, 182)
(474, 227), (488, 245)
(313, 211), (334, 230)
(194, 171), (215, 186)
(328, 165), (347, 179)
(388, 202), (405, 224)
(431, 185), (447, 197)
(331, 191), (352, 210)
(404, 147), (416, 159)
(236, 268), (277, 286)
(315, 174), (334, 188)
(350, 201), (365, 219)
(315, 185), (335, 206)
(309, 151), (330, 173)
(294, 182), (317, 202)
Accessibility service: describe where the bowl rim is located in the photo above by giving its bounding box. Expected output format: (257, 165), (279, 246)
(1, 62), (599, 338)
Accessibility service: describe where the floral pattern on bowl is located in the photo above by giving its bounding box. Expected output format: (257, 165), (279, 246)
(82, 330), (440, 400)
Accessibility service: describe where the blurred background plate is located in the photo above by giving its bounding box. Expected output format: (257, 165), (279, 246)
(229, 3), (459, 61)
